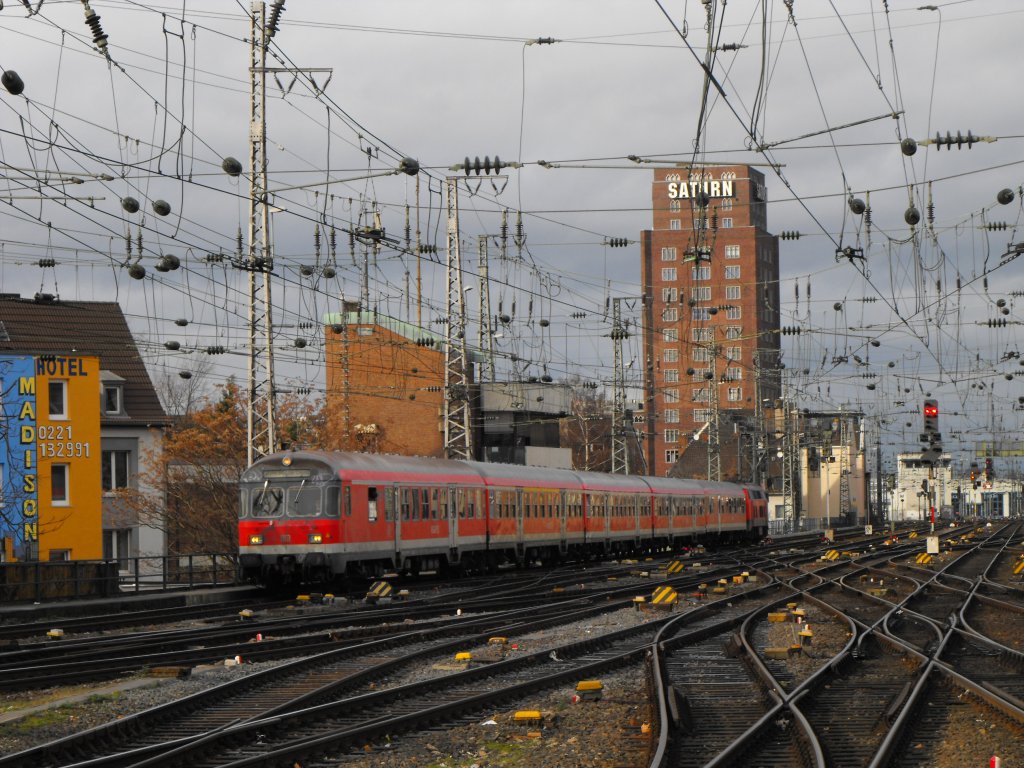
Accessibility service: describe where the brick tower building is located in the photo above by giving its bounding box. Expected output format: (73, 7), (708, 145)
(640, 165), (781, 477)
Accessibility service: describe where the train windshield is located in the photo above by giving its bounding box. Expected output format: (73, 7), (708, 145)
(245, 477), (339, 519)
(251, 483), (284, 518)
(287, 479), (321, 518)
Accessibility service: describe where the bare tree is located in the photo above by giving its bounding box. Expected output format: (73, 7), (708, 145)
(560, 379), (613, 472)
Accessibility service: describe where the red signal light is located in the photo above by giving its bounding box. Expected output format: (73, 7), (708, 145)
(923, 404), (938, 417)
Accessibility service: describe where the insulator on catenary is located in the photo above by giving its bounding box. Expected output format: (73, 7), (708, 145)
(607, 238), (629, 247)
(81, 2), (109, 52)
(205, 346), (226, 355)
(266, 0), (286, 38)
(463, 155), (506, 176)
(779, 231), (800, 240)
(985, 222), (1008, 231)
(38, 258), (56, 268)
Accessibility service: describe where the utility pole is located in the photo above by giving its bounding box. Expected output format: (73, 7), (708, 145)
(246, 0), (277, 465)
(707, 338), (721, 482)
(443, 177), (472, 460)
(752, 358), (763, 486)
(839, 412), (851, 525)
(477, 234), (496, 384)
(611, 297), (629, 474)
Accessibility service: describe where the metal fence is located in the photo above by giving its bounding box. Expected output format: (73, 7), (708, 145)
(0, 553), (239, 603)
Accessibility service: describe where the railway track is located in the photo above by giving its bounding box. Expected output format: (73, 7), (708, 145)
(648, 525), (1024, 768)
(6, 526), (1023, 768)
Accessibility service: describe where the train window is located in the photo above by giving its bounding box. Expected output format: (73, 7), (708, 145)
(430, 488), (440, 520)
(368, 487), (378, 522)
(400, 488), (411, 521)
(325, 486), (340, 518)
(239, 489), (248, 519)
(253, 485), (284, 518)
(421, 489), (430, 520)
(344, 485), (351, 516)
(287, 484), (322, 518)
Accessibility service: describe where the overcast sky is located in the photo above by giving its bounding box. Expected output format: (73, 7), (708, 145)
(2, 1), (1023, 468)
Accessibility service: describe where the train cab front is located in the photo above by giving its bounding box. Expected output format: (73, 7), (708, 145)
(239, 452), (343, 586)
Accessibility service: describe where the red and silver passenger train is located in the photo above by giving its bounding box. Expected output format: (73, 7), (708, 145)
(238, 450), (769, 583)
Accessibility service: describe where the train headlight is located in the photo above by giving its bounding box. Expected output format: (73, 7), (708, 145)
(308, 533), (323, 544)
(249, 534), (263, 545)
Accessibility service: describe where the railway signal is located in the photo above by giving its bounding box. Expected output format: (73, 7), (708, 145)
(921, 399), (941, 466)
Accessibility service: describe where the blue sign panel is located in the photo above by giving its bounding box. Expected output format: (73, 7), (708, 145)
(0, 355), (38, 558)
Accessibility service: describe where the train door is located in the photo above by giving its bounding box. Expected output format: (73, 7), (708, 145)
(391, 485), (402, 559)
(633, 494), (641, 546)
(447, 485), (459, 553)
(515, 488), (525, 558)
(559, 489), (568, 545)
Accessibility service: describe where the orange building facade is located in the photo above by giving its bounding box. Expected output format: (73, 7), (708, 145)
(1, 354), (102, 560)
(641, 165), (781, 476)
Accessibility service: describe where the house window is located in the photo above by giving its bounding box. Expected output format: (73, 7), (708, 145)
(726, 326), (742, 339)
(721, 197), (733, 211)
(726, 306), (742, 320)
(670, 219), (681, 230)
(692, 347), (710, 362)
(103, 384), (122, 415)
(692, 368), (710, 381)
(51, 464), (69, 505)
(48, 380), (67, 419)
(663, 328), (679, 342)
(664, 429), (679, 444)
(692, 388), (709, 402)
(721, 218), (733, 228)
(692, 265), (711, 281)
(693, 328), (713, 342)
(662, 307), (679, 322)
(661, 268), (677, 281)
(665, 449), (680, 464)
(48, 549), (71, 561)
(669, 199), (682, 212)
(664, 369), (679, 383)
(727, 346), (742, 361)
(661, 247), (677, 261)
(663, 348), (679, 363)
(691, 286), (712, 302)
(693, 409), (711, 422)
(725, 285), (741, 300)
(725, 265), (741, 280)
(692, 307), (710, 321)
(728, 387), (743, 402)
(664, 409), (679, 423)
(664, 389), (679, 403)
(102, 450), (131, 491)
(662, 287), (678, 303)
(727, 367), (743, 381)
(725, 244), (740, 259)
